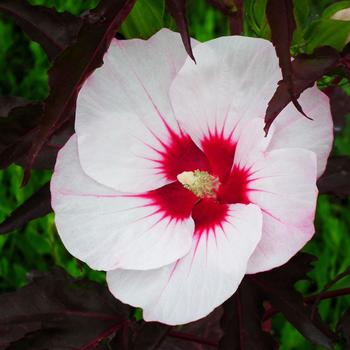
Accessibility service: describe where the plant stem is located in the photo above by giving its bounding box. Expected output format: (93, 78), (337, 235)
(263, 287), (350, 321)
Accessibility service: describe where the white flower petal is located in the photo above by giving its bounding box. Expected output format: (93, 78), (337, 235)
(51, 135), (195, 271)
(107, 203), (262, 325)
(170, 35), (332, 178)
(246, 148), (318, 273)
(267, 86), (333, 177)
(169, 35), (280, 144)
(75, 29), (198, 193)
(233, 118), (274, 169)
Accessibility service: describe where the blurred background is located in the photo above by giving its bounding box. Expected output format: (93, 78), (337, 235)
(0, 0), (349, 348)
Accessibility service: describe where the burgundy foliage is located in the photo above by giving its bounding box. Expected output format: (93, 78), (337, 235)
(219, 280), (276, 350)
(0, 0), (350, 349)
(0, 0), (82, 60)
(265, 0), (309, 131)
(264, 46), (341, 133)
(1, 256), (345, 349)
(165, 0), (195, 61)
(0, 269), (131, 350)
(266, 0), (294, 91)
(0, 98), (43, 170)
(249, 254), (336, 349)
(131, 322), (171, 350)
(0, 96), (28, 116)
(206, 0), (232, 15)
(0, 269), (226, 350)
(329, 86), (350, 133)
(338, 308), (350, 350)
(162, 307), (223, 349)
(318, 156), (350, 195)
(207, 0), (243, 35)
(228, 0), (243, 35)
(23, 0), (136, 184)
(0, 96), (73, 171)
(0, 182), (50, 234)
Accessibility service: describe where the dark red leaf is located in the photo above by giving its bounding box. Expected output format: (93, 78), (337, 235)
(0, 97), (72, 170)
(206, 0), (233, 16)
(249, 253), (336, 349)
(266, 0), (295, 82)
(23, 0), (136, 185)
(342, 42), (350, 65)
(311, 267), (350, 320)
(264, 46), (340, 133)
(108, 325), (130, 350)
(219, 280), (276, 350)
(0, 100), (42, 170)
(0, 0), (82, 60)
(228, 11), (243, 36)
(0, 182), (51, 235)
(265, 0), (312, 134)
(337, 308), (350, 350)
(318, 156), (350, 195)
(17, 119), (74, 170)
(161, 308), (223, 350)
(166, 0), (195, 61)
(229, 1), (243, 35)
(207, 1), (243, 35)
(0, 269), (130, 350)
(266, 0), (308, 124)
(0, 96), (28, 116)
(329, 86), (350, 133)
(132, 322), (170, 350)
(336, 43), (350, 81)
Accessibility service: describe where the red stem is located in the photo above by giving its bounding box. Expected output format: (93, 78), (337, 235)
(263, 287), (350, 321)
(80, 321), (126, 350)
(322, 75), (343, 96)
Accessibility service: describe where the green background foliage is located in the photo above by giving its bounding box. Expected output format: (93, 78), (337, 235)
(0, 0), (349, 348)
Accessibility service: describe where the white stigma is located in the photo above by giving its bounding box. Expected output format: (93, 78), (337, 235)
(177, 170), (220, 198)
(177, 171), (197, 187)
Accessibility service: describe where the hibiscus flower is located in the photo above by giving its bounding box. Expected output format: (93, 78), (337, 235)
(50, 29), (333, 325)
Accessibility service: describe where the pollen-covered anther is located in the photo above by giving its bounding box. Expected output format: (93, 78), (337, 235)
(177, 170), (220, 198)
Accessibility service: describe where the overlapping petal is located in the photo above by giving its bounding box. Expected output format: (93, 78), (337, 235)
(169, 36), (280, 145)
(169, 35), (332, 178)
(245, 148), (318, 273)
(75, 29), (199, 193)
(107, 203), (262, 325)
(267, 86), (333, 177)
(233, 118), (274, 169)
(51, 135), (196, 271)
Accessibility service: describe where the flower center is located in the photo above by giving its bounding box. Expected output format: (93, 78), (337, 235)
(177, 170), (220, 198)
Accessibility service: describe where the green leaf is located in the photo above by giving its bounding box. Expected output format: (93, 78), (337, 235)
(293, 0), (311, 29)
(244, 0), (269, 38)
(293, 0), (310, 46)
(323, 1), (350, 19)
(120, 0), (165, 39)
(304, 19), (350, 53)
